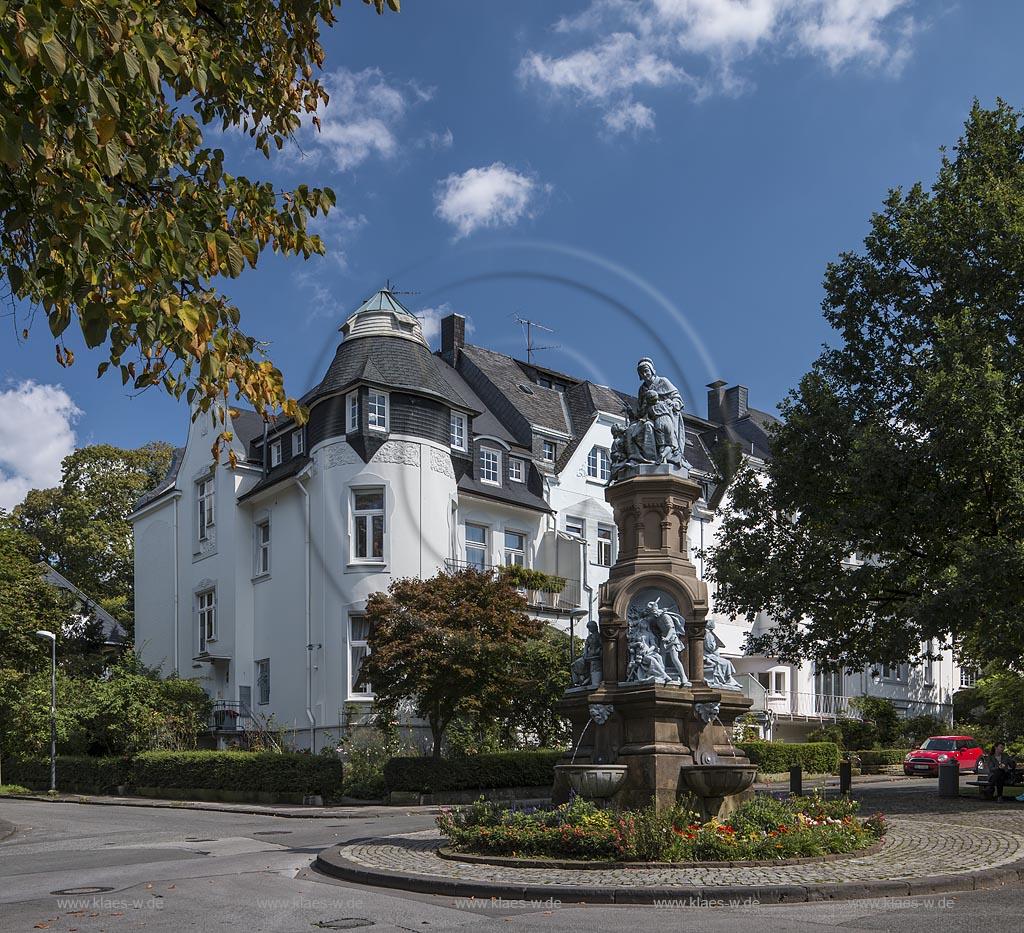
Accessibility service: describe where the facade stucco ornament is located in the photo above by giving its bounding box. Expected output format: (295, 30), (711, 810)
(695, 702), (721, 724)
(704, 618), (743, 691)
(373, 440), (421, 466)
(589, 703), (615, 725)
(624, 588), (691, 686)
(610, 357), (691, 481)
(428, 447), (455, 478)
(325, 443), (360, 469)
(570, 620), (603, 689)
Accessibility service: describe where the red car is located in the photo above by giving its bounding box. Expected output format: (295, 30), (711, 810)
(903, 735), (984, 776)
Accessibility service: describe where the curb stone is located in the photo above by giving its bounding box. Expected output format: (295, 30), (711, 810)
(0, 792), (438, 821)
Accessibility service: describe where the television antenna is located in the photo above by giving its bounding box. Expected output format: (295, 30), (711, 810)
(514, 315), (559, 364)
(382, 278), (420, 297)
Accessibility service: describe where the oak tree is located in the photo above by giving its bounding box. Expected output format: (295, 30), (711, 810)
(708, 101), (1024, 672)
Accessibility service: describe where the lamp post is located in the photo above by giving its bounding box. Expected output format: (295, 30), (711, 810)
(35, 630), (56, 793)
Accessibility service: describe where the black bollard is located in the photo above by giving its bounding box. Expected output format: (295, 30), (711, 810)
(839, 760), (852, 795)
(790, 765), (802, 797)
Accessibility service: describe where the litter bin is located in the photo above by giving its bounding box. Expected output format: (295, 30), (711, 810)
(938, 760), (960, 797)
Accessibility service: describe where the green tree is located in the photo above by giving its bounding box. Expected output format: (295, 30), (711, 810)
(358, 568), (543, 760)
(0, 1), (397, 427)
(15, 442), (174, 633)
(0, 512), (68, 671)
(708, 100), (1024, 671)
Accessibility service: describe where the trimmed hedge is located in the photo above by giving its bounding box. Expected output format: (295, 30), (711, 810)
(4, 756), (130, 792)
(3, 751), (342, 796)
(131, 751), (342, 794)
(737, 741), (841, 775)
(853, 749), (911, 768)
(385, 750), (564, 793)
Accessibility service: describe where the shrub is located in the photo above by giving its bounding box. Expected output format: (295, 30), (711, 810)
(4, 755), (130, 792)
(384, 750), (563, 793)
(737, 741), (840, 774)
(131, 751), (342, 795)
(853, 749), (912, 768)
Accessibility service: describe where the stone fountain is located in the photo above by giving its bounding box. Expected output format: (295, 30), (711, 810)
(553, 357), (755, 817)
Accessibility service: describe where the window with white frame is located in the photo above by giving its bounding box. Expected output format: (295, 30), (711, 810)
(347, 391), (359, 433)
(466, 523), (488, 569)
(255, 519), (270, 576)
(367, 390), (388, 431)
(542, 440), (556, 462)
(508, 457), (524, 482)
(197, 477), (215, 541)
(772, 670), (787, 695)
(270, 439), (283, 467)
(450, 412), (466, 450)
(352, 488), (385, 561)
(597, 524), (613, 566)
(256, 658), (270, 705)
(350, 615), (372, 695)
(960, 667), (979, 688)
(479, 448), (500, 485)
(565, 516), (585, 538)
(292, 431), (304, 457)
(504, 531), (526, 567)
(587, 446), (610, 481)
(881, 663), (907, 682)
(197, 589), (216, 652)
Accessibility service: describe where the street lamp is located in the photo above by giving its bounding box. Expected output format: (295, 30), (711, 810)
(35, 630), (56, 793)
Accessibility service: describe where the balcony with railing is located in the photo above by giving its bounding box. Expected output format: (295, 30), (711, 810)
(207, 700), (255, 733)
(444, 559), (582, 613)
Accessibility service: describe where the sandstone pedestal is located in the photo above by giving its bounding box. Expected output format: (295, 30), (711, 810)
(554, 467), (753, 811)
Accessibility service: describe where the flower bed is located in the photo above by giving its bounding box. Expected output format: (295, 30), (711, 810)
(436, 793), (887, 863)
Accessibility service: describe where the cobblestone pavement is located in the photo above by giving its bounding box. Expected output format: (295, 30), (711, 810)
(317, 786), (1024, 900)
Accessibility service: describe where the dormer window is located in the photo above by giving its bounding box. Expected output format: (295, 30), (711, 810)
(270, 439), (283, 468)
(542, 440), (556, 462)
(292, 431), (304, 457)
(367, 390), (388, 432)
(479, 448), (500, 485)
(508, 457), (524, 482)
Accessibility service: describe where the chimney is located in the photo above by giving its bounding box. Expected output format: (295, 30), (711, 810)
(440, 313), (466, 364)
(724, 385), (749, 421)
(707, 380), (727, 423)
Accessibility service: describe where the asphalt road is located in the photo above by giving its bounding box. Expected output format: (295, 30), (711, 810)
(1, 793), (1022, 932)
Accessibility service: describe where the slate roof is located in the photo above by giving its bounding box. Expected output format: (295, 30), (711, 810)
(232, 408), (269, 449)
(719, 406), (779, 462)
(132, 445), (185, 512)
(39, 564), (127, 645)
(459, 345), (572, 436)
(237, 454), (310, 502)
(435, 358), (521, 449)
(303, 335), (470, 409)
(457, 474), (553, 514)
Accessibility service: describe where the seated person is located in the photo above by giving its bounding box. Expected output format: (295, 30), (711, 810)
(983, 742), (1015, 801)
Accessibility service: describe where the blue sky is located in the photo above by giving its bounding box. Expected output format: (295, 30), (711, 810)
(2, 0), (1023, 506)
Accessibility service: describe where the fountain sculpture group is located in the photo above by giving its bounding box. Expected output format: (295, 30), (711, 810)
(555, 358), (757, 818)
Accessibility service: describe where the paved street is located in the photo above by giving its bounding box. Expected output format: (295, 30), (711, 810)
(1, 783), (1023, 932)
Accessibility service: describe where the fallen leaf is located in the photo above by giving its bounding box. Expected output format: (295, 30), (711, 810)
(146, 884), (153, 889)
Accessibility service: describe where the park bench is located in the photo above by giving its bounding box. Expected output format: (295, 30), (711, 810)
(964, 776), (1024, 799)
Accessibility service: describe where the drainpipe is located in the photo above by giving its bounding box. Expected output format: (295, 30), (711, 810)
(172, 490), (179, 675)
(295, 465), (315, 752)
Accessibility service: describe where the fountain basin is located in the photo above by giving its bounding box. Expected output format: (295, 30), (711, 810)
(679, 763), (757, 819)
(555, 764), (630, 800)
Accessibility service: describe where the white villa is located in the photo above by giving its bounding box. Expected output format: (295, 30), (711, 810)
(131, 290), (965, 748)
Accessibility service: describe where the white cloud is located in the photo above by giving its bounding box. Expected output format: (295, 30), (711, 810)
(411, 303), (475, 349)
(303, 68), (442, 172)
(521, 0), (916, 132)
(0, 381), (80, 509)
(434, 163), (548, 240)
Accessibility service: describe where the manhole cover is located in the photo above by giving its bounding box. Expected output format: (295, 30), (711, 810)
(313, 921), (374, 930)
(51, 887), (115, 896)
(254, 830), (292, 835)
